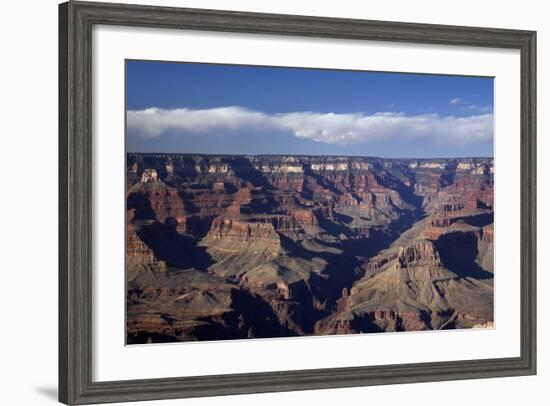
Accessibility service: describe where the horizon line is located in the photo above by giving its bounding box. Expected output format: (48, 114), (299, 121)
(126, 151), (493, 160)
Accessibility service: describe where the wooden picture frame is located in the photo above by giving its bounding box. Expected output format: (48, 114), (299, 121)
(59, 1), (536, 404)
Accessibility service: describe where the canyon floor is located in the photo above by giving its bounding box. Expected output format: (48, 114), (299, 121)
(126, 153), (494, 344)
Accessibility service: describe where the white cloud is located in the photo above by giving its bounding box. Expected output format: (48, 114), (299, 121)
(449, 97), (492, 114)
(127, 106), (493, 146)
(462, 104), (493, 114)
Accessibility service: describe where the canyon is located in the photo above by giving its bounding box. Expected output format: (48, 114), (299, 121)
(126, 153), (494, 343)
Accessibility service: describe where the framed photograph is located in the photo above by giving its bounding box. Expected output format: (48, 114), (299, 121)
(59, 1), (536, 404)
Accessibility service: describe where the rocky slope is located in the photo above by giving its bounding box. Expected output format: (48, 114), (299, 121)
(126, 153), (494, 343)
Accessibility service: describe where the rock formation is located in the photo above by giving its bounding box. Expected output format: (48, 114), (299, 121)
(126, 153), (494, 343)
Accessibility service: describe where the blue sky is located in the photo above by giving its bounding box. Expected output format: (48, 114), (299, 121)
(126, 60), (494, 158)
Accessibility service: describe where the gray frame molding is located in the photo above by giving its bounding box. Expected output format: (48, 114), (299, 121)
(59, 1), (536, 404)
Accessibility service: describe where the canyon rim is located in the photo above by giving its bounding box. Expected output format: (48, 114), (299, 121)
(125, 61), (494, 344)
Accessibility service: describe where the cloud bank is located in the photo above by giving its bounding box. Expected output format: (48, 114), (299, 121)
(127, 106), (493, 146)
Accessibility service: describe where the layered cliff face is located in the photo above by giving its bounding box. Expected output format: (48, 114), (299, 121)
(126, 153), (494, 343)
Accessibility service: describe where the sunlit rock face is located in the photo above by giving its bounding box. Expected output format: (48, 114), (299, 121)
(125, 153), (494, 343)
